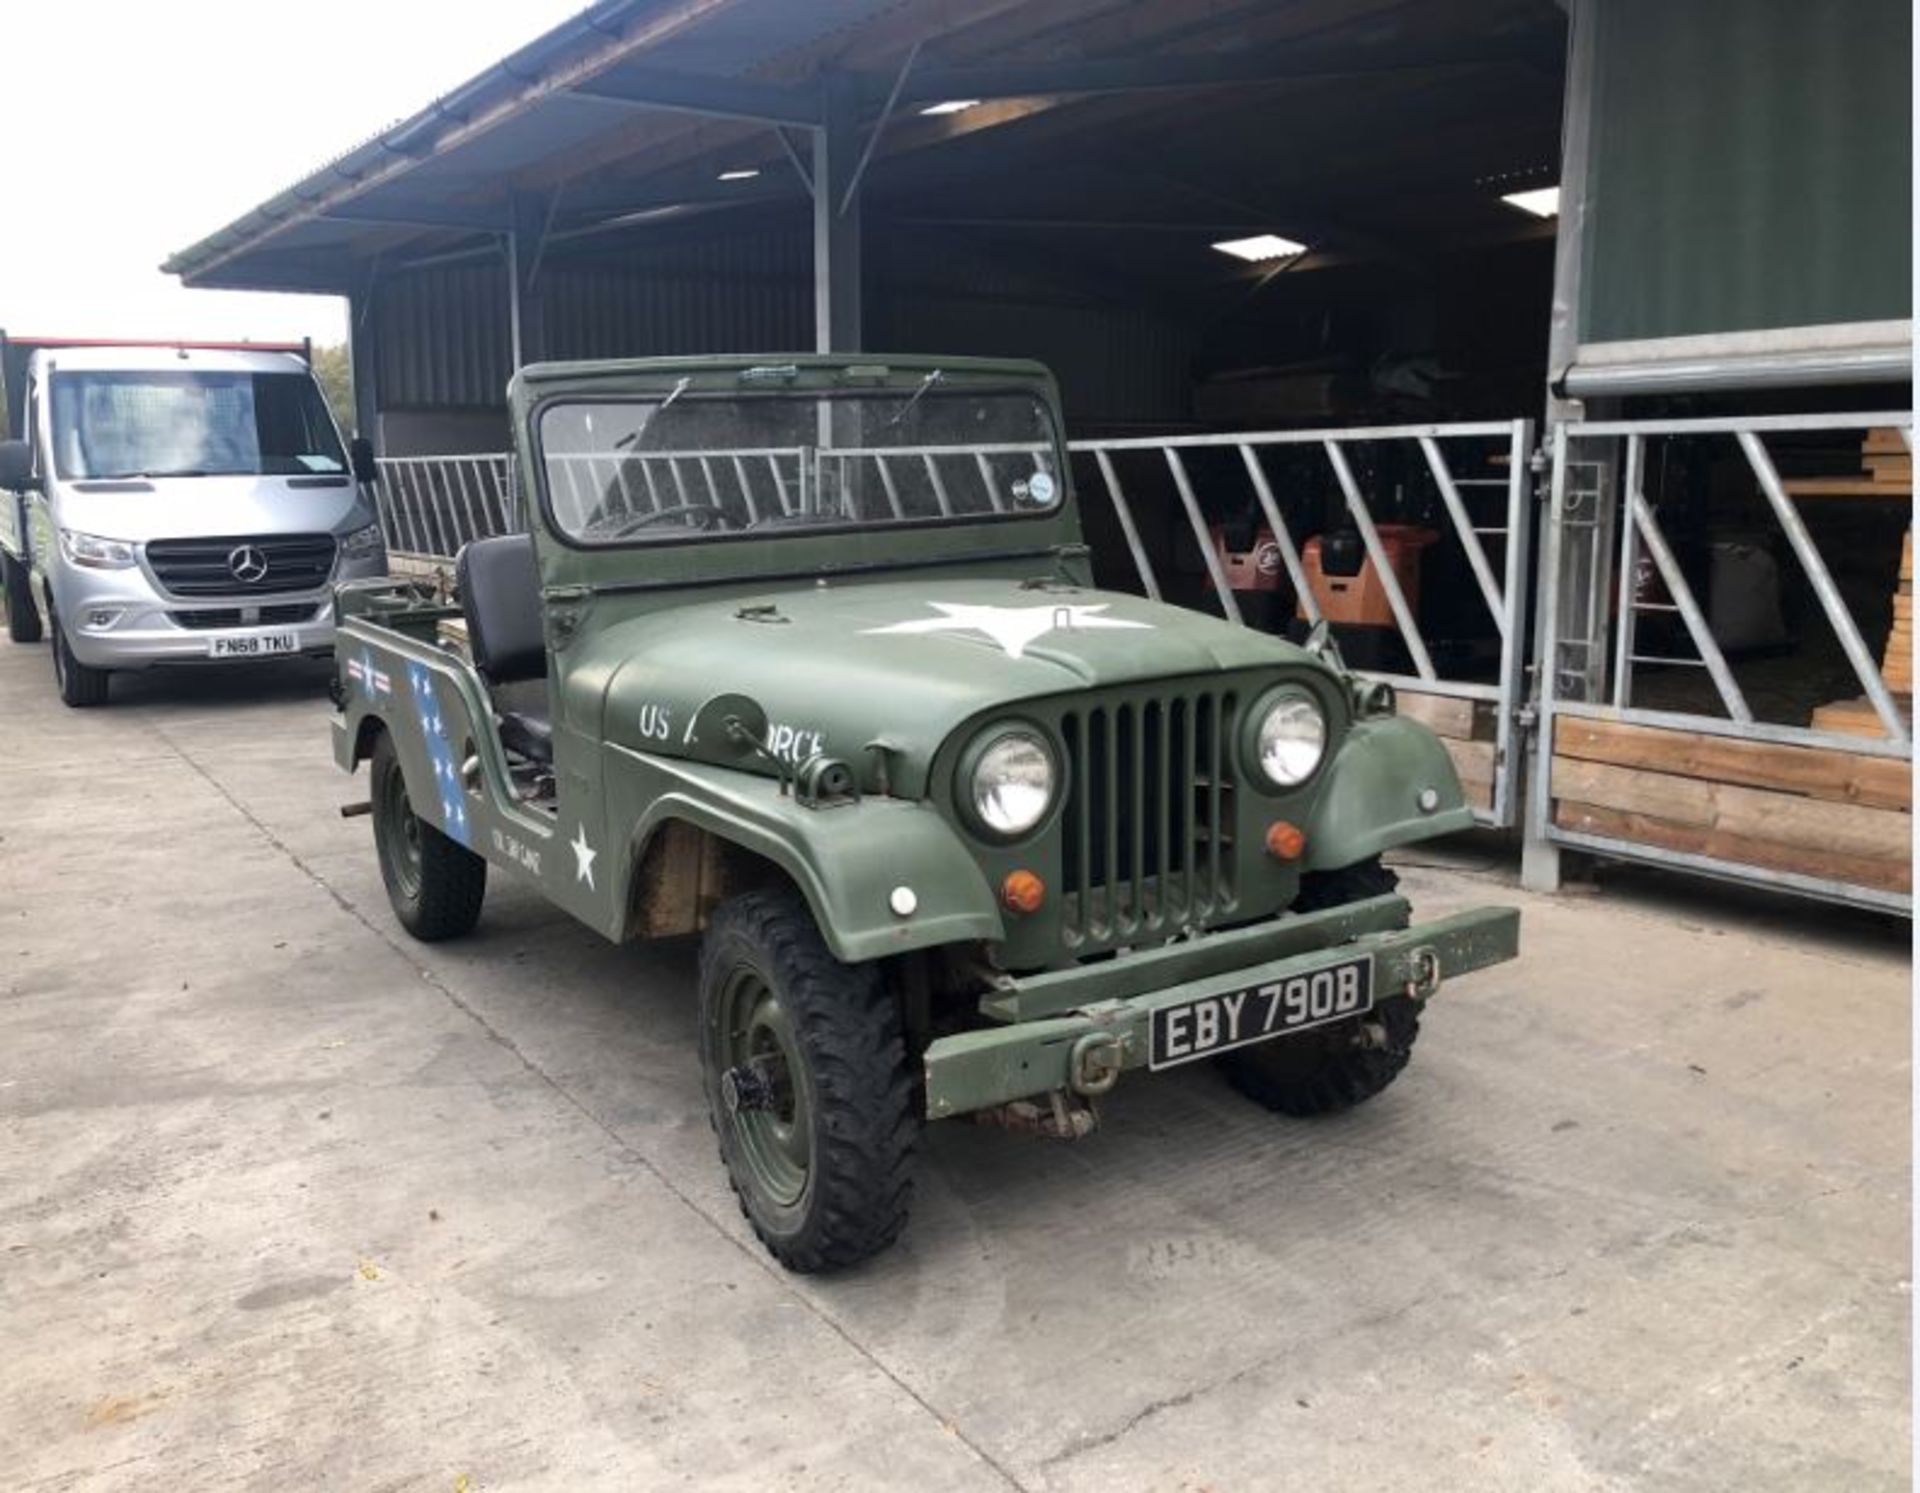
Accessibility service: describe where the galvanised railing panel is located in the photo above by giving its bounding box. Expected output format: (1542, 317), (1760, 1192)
(1072, 421), (1537, 827)
(1533, 411), (1914, 914)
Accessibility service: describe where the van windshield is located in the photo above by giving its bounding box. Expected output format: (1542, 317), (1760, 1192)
(49, 370), (347, 480)
(537, 385), (1063, 545)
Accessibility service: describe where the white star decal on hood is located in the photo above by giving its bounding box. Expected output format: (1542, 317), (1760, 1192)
(862, 602), (1152, 659)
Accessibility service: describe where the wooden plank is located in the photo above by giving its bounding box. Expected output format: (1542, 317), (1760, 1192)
(1810, 695), (1913, 739)
(1895, 593), (1912, 623)
(1394, 688), (1494, 741)
(1394, 688), (1474, 739)
(1555, 800), (1911, 894)
(1441, 737), (1495, 812)
(1550, 757), (1911, 861)
(1552, 715), (1910, 811)
(1781, 477), (1912, 498)
(1865, 428), (1908, 454)
(1865, 455), (1911, 483)
(1902, 529), (1913, 583)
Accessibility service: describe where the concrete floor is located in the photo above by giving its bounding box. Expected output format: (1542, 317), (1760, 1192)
(0, 644), (1909, 1492)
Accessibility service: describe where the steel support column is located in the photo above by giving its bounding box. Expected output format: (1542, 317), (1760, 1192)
(813, 74), (863, 352)
(347, 266), (382, 447)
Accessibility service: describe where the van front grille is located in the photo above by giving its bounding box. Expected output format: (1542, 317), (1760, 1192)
(146, 534), (336, 596)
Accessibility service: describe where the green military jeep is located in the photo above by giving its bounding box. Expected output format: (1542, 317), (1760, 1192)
(331, 355), (1518, 1271)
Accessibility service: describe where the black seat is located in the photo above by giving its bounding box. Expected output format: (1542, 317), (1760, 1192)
(455, 534), (552, 763)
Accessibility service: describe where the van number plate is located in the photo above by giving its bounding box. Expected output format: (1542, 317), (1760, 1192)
(209, 633), (298, 658)
(1148, 956), (1374, 1070)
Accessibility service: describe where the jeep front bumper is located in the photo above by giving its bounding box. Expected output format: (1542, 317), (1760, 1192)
(921, 895), (1519, 1120)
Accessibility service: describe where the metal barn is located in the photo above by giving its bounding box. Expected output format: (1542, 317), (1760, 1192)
(166, 0), (1914, 912)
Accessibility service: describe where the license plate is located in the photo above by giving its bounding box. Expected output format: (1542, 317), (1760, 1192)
(208, 632), (298, 658)
(1148, 955), (1374, 1070)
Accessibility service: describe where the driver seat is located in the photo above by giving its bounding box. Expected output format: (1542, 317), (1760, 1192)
(455, 534), (552, 764)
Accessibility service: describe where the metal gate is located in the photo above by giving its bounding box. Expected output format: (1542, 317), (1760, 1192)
(1071, 421), (1537, 826)
(1532, 411), (1913, 913)
(369, 420), (1539, 826)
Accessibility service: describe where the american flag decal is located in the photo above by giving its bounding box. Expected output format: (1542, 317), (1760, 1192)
(347, 648), (392, 697)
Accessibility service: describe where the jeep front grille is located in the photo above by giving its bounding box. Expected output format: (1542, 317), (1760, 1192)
(1058, 688), (1238, 946)
(146, 534), (337, 597)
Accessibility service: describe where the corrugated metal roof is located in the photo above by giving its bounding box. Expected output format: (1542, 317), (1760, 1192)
(163, 0), (908, 286)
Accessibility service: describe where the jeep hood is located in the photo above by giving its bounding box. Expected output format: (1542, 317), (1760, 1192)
(579, 576), (1317, 791)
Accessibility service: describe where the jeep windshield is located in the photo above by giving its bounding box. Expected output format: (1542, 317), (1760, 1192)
(537, 383), (1064, 545)
(49, 370), (347, 480)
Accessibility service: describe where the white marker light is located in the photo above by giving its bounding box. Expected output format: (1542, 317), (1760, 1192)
(717, 168), (761, 182)
(1418, 787), (1441, 813)
(1211, 233), (1308, 264)
(1500, 186), (1560, 218)
(889, 885), (918, 917)
(919, 99), (981, 116)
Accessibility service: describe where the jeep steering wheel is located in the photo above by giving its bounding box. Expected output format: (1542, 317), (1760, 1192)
(608, 502), (731, 537)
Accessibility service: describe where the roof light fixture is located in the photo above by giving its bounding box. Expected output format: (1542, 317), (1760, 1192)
(920, 99), (981, 116)
(1211, 233), (1309, 264)
(1501, 186), (1560, 218)
(717, 168), (761, 182)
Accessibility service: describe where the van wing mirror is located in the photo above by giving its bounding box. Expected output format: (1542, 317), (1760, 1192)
(349, 436), (378, 486)
(0, 439), (36, 493)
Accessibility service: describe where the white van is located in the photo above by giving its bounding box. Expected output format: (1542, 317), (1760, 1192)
(0, 343), (387, 705)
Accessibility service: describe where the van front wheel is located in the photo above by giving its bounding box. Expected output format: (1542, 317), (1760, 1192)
(50, 609), (109, 707)
(2, 552), (41, 644)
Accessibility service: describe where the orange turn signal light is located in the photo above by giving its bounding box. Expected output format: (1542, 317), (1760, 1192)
(1264, 820), (1307, 861)
(1002, 869), (1047, 914)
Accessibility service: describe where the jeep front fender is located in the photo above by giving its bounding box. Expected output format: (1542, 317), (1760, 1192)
(609, 749), (1005, 963)
(1301, 716), (1474, 872)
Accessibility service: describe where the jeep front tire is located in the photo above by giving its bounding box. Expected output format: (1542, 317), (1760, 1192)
(698, 887), (918, 1272)
(370, 731), (487, 940)
(1219, 857), (1423, 1116)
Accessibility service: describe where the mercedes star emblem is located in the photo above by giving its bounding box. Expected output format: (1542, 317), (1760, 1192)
(227, 545), (270, 584)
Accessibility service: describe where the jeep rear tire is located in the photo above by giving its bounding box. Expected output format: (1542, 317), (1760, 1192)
(49, 606), (109, 707)
(698, 887), (917, 1272)
(371, 731), (487, 941)
(1219, 857), (1422, 1117)
(2, 551), (41, 644)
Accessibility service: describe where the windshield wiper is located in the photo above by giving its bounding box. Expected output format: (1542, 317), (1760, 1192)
(888, 369), (943, 426)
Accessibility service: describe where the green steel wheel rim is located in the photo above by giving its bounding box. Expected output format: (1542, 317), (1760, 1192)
(722, 968), (812, 1208)
(378, 759), (424, 901)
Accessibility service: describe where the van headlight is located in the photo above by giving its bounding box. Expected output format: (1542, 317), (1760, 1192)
(339, 522), (385, 561)
(1251, 690), (1327, 788)
(961, 728), (1056, 838)
(58, 529), (136, 570)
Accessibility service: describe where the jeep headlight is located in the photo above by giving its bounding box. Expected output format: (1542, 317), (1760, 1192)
(339, 522), (386, 561)
(57, 529), (137, 570)
(963, 728), (1056, 838)
(1252, 691), (1327, 788)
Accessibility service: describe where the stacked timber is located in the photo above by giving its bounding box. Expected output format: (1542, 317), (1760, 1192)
(1782, 428), (1912, 499)
(1396, 688), (1496, 815)
(1552, 717), (1910, 894)
(1807, 525), (1912, 735)
(1863, 428), (1913, 489)
(1886, 526), (1913, 693)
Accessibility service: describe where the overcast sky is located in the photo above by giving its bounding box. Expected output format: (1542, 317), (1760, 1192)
(0, 1), (587, 347)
